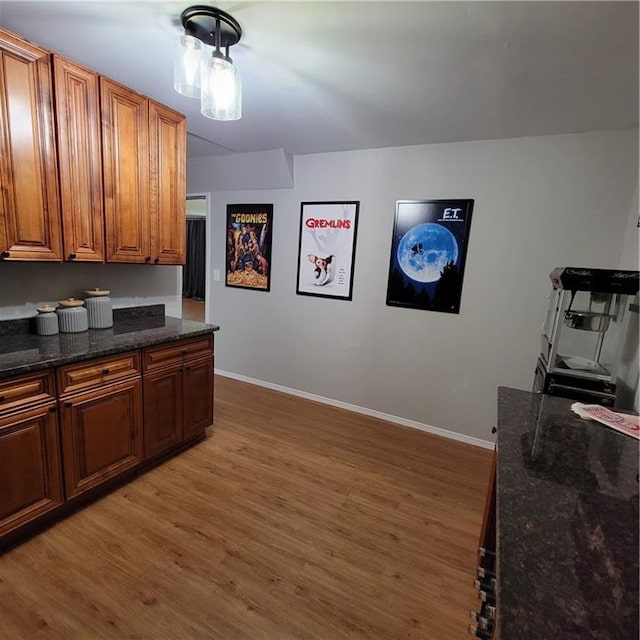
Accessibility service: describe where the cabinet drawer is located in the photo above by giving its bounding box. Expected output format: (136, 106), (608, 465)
(0, 370), (56, 415)
(143, 335), (213, 372)
(57, 351), (141, 397)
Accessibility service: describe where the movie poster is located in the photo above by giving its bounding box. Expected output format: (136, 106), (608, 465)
(386, 199), (474, 314)
(226, 204), (273, 291)
(296, 201), (360, 300)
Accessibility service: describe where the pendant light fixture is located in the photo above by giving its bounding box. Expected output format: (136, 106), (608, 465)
(174, 5), (242, 121)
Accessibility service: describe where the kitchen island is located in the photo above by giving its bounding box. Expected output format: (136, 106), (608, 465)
(495, 387), (639, 639)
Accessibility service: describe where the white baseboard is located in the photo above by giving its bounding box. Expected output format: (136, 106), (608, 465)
(215, 369), (494, 450)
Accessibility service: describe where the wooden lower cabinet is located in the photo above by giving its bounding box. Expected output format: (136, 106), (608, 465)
(1, 335), (214, 545)
(183, 356), (214, 440)
(0, 403), (63, 537)
(471, 447), (497, 639)
(59, 378), (143, 499)
(143, 354), (213, 459)
(143, 365), (183, 459)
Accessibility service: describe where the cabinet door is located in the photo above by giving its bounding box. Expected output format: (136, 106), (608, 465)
(149, 101), (186, 265)
(0, 29), (62, 261)
(143, 365), (183, 459)
(183, 356), (214, 440)
(60, 379), (142, 499)
(0, 403), (63, 537)
(53, 56), (104, 262)
(101, 78), (150, 263)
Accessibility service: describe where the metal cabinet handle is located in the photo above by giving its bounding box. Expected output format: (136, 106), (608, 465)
(102, 368), (110, 375)
(145, 256), (151, 263)
(0, 394), (5, 402)
(49, 406), (57, 413)
(154, 257), (160, 264)
(68, 253), (77, 260)
(491, 426), (497, 434)
(1, 250), (10, 259)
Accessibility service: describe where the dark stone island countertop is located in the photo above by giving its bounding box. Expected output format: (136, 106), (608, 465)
(497, 387), (639, 640)
(0, 305), (219, 380)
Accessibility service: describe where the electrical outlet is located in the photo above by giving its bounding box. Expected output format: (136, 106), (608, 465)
(213, 269), (220, 281)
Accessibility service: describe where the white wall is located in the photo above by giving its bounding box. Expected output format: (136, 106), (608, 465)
(195, 129), (637, 442)
(0, 263), (182, 319)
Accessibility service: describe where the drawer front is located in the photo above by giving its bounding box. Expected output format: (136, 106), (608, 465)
(0, 371), (56, 415)
(183, 335), (213, 362)
(143, 335), (213, 372)
(57, 351), (141, 397)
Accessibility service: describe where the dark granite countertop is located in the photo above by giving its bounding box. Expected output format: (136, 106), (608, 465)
(0, 306), (219, 380)
(497, 387), (639, 640)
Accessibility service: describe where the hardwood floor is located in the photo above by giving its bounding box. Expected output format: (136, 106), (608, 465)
(0, 376), (493, 640)
(182, 297), (205, 322)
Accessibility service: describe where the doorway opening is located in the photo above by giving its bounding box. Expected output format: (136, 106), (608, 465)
(182, 193), (210, 323)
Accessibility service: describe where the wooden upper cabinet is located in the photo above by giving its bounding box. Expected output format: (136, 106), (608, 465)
(53, 56), (104, 262)
(0, 27), (185, 266)
(101, 77), (150, 263)
(0, 28), (62, 261)
(149, 100), (186, 265)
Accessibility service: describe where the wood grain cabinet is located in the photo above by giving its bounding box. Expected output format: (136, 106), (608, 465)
(53, 55), (105, 262)
(0, 371), (63, 538)
(58, 353), (143, 499)
(143, 336), (214, 460)
(102, 78), (185, 265)
(1, 336), (214, 545)
(0, 26), (185, 265)
(183, 357), (214, 440)
(472, 448), (497, 639)
(143, 365), (184, 459)
(149, 101), (186, 265)
(0, 28), (62, 261)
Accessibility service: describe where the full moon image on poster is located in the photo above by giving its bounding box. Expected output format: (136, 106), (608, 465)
(397, 223), (459, 283)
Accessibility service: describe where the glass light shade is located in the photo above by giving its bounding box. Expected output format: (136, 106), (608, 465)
(200, 54), (242, 121)
(174, 34), (202, 98)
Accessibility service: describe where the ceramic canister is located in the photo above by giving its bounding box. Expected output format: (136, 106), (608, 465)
(84, 289), (113, 329)
(35, 305), (59, 336)
(57, 298), (89, 333)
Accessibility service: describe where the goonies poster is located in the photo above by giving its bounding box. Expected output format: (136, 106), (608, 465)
(296, 201), (360, 300)
(386, 199), (474, 314)
(226, 204), (273, 291)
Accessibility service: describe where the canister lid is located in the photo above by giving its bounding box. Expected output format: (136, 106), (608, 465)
(37, 305), (56, 314)
(58, 298), (85, 307)
(84, 288), (110, 297)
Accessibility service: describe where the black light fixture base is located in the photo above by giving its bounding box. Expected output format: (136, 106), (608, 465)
(181, 5), (242, 48)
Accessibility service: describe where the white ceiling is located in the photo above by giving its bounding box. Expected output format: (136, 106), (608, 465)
(0, 1), (637, 158)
